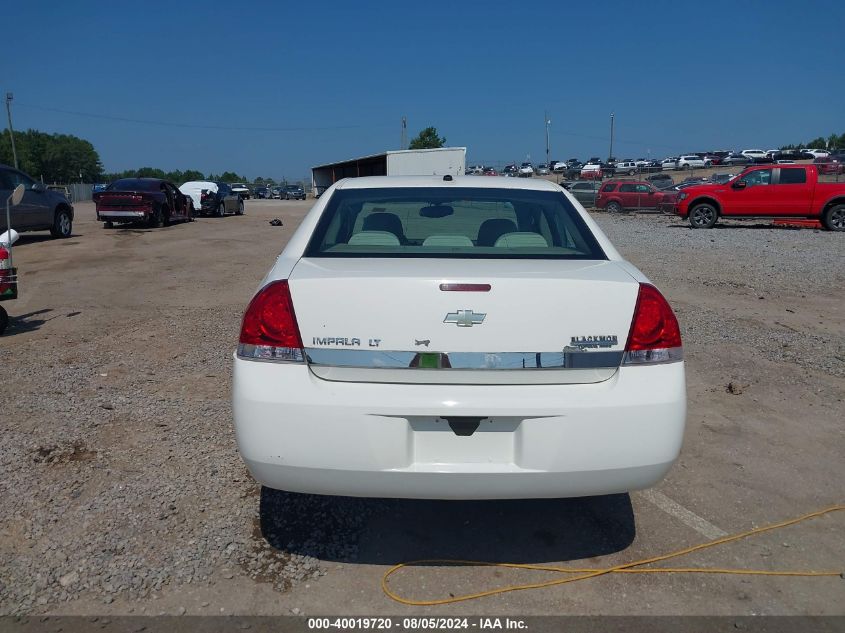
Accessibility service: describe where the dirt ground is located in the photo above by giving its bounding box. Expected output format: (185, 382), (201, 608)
(1, 198), (843, 617)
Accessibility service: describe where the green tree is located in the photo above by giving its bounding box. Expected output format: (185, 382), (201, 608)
(408, 126), (446, 149)
(218, 171), (244, 183)
(0, 129), (103, 182)
(180, 169), (205, 182)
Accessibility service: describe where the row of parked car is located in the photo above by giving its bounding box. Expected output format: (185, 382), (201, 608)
(249, 184), (307, 200)
(90, 179), (310, 229)
(467, 149), (844, 182)
(560, 163), (845, 232)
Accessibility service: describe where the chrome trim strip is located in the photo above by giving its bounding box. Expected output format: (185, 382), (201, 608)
(303, 348), (624, 370)
(309, 365), (617, 385)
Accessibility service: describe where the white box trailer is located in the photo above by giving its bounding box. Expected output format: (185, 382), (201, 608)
(386, 147), (466, 177)
(312, 147), (466, 197)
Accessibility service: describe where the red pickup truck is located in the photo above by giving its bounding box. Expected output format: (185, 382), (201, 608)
(672, 164), (845, 231)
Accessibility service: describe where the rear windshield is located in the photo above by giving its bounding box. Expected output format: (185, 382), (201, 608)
(305, 187), (606, 260)
(107, 179), (161, 192)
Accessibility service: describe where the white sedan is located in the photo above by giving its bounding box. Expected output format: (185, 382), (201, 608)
(233, 176), (686, 499)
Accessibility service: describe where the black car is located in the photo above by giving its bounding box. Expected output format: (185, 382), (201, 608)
(770, 149), (806, 162)
(282, 185), (306, 200)
(180, 181), (243, 216)
(646, 173), (674, 188)
(638, 160), (664, 173)
(564, 163), (584, 179)
(254, 186), (270, 199)
(710, 173), (736, 184)
(0, 164), (74, 237)
(747, 154), (774, 165)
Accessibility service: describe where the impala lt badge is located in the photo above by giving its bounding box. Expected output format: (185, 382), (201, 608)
(444, 309), (486, 327)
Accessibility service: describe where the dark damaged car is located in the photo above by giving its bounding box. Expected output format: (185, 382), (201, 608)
(94, 178), (195, 228)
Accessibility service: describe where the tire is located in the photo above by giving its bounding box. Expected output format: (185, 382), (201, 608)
(627, 170), (635, 176)
(103, 221), (114, 229)
(689, 203), (718, 229)
(236, 200), (245, 215)
(0, 306), (8, 335)
(149, 206), (164, 228)
(683, 164), (691, 170)
(217, 202), (226, 217)
(606, 201), (624, 214)
(821, 204), (845, 231)
(50, 207), (73, 238)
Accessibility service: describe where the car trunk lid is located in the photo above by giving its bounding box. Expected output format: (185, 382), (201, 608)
(288, 258), (639, 385)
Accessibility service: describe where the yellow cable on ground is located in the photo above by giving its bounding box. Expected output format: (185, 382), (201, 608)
(382, 504), (844, 606)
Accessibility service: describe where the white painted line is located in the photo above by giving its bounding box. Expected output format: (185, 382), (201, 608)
(638, 489), (728, 540)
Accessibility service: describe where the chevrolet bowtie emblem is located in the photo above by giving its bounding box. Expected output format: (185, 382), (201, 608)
(444, 309), (486, 327)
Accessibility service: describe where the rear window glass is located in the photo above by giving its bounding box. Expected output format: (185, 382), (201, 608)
(107, 179), (160, 192)
(305, 187), (606, 260)
(779, 168), (807, 184)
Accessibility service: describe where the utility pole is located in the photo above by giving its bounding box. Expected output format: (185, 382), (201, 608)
(400, 116), (407, 150)
(544, 111), (551, 167)
(5, 93), (18, 170)
(608, 112), (615, 163)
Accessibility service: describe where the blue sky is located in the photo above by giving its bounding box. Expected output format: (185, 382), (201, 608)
(2, 0), (843, 179)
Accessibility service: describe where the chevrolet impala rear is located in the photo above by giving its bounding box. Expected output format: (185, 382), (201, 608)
(232, 176), (686, 499)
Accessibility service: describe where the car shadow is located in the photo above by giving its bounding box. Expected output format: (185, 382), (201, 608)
(5, 234), (60, 246)
(259, 489), (635, 565)
(2, 308), (54, 335)
(667, 222), (820, 231)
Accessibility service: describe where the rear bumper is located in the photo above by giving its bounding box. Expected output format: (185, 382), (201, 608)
(97, 210), (149, 221)
(232, 358), (686, 499)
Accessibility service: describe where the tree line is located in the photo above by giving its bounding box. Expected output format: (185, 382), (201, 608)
(1, 129), (103, 182)
(0, 128), (281, 185)
(3, 125), (842, 185)
(780, 132), (844, 151)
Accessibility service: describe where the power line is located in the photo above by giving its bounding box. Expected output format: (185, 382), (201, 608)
(17, 103), (381, 132)
(549, 126), (684, 152)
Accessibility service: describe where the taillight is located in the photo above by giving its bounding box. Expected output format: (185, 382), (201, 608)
(0, 247), (13, 295)
(622, 283), (683, 365)
(237, 280), (304, 362)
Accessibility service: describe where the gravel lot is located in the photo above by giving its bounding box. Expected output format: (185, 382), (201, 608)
(1, 198), (843, 616)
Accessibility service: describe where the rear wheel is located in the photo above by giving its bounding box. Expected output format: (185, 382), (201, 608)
(0, 306), (8, 335)
(236, 200), (245, 215)
(606, 201), (623, 214)
(103, 221), (114, 229)
(50, 208), (73, 238)
(217, 202), (226, 217)
(821, 204), (845, 231)
(683, 164), (691, 170)
(149, 206), (164, 228)
(689, 203), (718, 229)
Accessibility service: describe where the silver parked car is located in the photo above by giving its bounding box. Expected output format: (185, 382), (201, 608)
(0, 164), (74, 238)
(564, 180), (602, 207)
